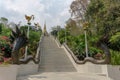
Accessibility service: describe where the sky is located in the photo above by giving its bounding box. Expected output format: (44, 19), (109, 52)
(0, 0), (73, 32)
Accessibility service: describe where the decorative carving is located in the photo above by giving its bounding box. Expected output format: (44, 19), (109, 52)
(10, 26), (28, 64)
(25, 15), (34, 25)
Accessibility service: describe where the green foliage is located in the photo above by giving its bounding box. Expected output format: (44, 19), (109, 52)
(66, 19), (81, 36)
(88, 36), (99, 45)
(67, 34), (85, 56)
(109, 32), (120, 51)
(86, 0), (104, 17)
(51, 26), (61, 38)
(0, 16), (42, 63)
(89, 47), (103, 57)
(51, 30), (58, 37)
(0, 23), (2, 34)
(29, 30), (41, 44)
(20, 26), (42, 55)
(86, 0), (120, 35)
(1, 27), (11, 36)
(110, 32), (120, 43)
(0, 43), (12, 58)
(111, 50), (120, 65)
(0, 17), (8, 22)
(55, 26), (85, 56)
(20, 25), (29, 30)
(85, 0), (120, 64)
(58, 29), (65, 44)
(58, 29), (70, 44)
(0, 24), (11, 58)
(28, 30), (41, 55)
(0, 23), (11, 36)
(0, 17), (8, 24)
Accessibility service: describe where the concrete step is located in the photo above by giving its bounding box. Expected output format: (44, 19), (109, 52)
(38, 36), (76, 72)
(17, 72), (113, 80)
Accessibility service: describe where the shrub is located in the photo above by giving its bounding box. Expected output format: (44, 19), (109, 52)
(109, 32), (120, 51)
(110, 50), (120, 65)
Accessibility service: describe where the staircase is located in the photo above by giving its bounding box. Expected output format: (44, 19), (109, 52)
(17, 36), (112, 80)
(39, 36), (76, 72)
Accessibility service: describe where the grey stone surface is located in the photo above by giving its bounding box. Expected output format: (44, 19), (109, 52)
(17, 72), (112, 80)
(39, 36), (76, 72)
(107, 65), (120, 80)
(17, 63), (38, 76)
(17, 36), (113, 80)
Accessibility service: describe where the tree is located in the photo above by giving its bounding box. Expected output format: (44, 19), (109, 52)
(51, 26), (61, 38)
(68, 0), (120, 64)
(70, 0), (89, 20)
(66, 18), (81, 36)
(85, 0), (120, 63)
(0, 23), (2, 34)
(0, 17), (8, 27)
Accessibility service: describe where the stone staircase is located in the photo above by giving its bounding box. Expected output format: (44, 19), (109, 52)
(17, 36), (113, 80)
(38, 36), (76, 72)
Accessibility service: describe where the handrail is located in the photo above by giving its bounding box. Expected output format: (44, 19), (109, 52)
(63, 43), (79, 63)
(55, 38), (61, 47)
(35, 34), (44, 61)
(63, 43), (106, 64)
(50, 35), (61, 47)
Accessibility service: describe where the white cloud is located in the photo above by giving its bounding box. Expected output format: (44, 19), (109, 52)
(60, 8), (69, 17)
(3, 0), (45, 13)
(0, 0), (73, 32)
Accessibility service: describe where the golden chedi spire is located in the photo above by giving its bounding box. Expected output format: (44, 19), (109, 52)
(43, 21), (48, 36)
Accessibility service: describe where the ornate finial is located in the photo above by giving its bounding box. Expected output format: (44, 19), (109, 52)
(25, 15), (34, 25)
(83, 21), (89, 30)
(34, 22), (41, 30)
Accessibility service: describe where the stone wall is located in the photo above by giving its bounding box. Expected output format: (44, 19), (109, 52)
(17, 62), (38, 76)
(107, 65), (120, 80)
(0, 65), (18, 80)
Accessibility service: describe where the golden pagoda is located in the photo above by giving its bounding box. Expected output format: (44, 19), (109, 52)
(43, 21), (48, 36)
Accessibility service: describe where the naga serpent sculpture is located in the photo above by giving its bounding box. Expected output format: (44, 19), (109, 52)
(10, 26), (28, 64)
(10, 26), (40, 64)
(64, 35), (111, 64)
